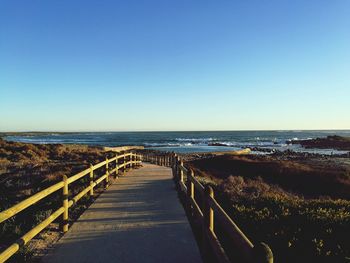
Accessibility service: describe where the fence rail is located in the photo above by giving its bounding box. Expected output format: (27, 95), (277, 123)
(0, 151), (141, 263)
(1, 150), (273, 263)
(143, 152), (273, 263)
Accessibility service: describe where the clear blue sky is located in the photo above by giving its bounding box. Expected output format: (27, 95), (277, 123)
(1, 0), (349, 131)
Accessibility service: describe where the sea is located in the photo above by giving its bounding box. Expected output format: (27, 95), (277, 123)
(4, 130), (350, 155)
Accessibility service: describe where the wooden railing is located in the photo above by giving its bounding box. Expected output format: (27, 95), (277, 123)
(0, 152), (142, 262)
(143, 152), (273, 263)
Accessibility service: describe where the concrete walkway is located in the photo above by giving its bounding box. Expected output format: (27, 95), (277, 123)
(43, 163), (202, 263)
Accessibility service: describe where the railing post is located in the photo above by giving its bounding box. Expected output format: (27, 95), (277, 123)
(115, 154), (119, 178)
(172, 154), (177, 178)
(123, 154), (126, 175)
(62, 175), (68, 233)
(129, 153), (132, 169)
(173, 152), (176, 165)
(202, 185), (214, 261)
(132, 153), (134, 167)
(188, 169), (195, 199)
(89, 164), (94, 196)
(105, 157), (109, 188)
(179, 160), (184, 183)
(186, 169), (195, 214)
(130, 153), (132, 169)
(176, 156), (180, 180)
(204, 185), (214, 232)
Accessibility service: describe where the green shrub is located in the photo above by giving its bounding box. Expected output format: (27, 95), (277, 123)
(216, 176), (350, 263)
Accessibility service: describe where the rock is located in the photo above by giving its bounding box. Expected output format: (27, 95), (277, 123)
(287, 135), (350, 151)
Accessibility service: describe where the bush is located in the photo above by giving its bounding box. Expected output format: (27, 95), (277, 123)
(216, 176), (350, 263)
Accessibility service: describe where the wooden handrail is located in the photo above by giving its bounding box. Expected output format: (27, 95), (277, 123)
(142, 152), (273, 263)
(67, 168), (90, 184)
(0, 181), (64, 224)
(179, 165), (188, 174)
(0, 152), (142, 262)
(207, 194), (254, 258)
(92, 159), (107, 170)
(0, 206), (65, 263)
(187, 170), (205, 194)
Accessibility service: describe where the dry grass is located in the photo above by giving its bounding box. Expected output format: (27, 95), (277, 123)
(0, 138), (116, 262)
(187, 154), (350, 263)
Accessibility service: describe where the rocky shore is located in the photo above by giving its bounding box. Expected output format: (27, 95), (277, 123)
(287, 135), (350, 151)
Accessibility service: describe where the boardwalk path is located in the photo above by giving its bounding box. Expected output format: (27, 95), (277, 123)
(43, 163), (202, 263)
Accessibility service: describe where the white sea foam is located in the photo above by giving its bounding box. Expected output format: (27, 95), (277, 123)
(5, 131), (349, 155)
(175, 138), (216, 142)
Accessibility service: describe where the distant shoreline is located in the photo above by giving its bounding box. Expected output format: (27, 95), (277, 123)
(2, 131), (350, 155)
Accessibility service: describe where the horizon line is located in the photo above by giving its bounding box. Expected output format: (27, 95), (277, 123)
(1, 128), (350, 133)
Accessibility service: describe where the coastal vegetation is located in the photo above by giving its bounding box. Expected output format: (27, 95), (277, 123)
(0, 138), (115, 262)
(188, 154), (350, 263)
(1, 137), (350, 262)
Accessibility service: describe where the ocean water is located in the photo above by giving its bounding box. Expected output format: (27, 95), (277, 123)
(4, 130), (350, 154)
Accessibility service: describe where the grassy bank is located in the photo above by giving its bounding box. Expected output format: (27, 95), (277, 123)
(0, 139), (115, 262)
(188, 154), (350, 263)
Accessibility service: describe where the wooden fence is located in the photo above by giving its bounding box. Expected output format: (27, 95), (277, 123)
(143, 152), (273, 263)
(0, 152), (141, 263)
